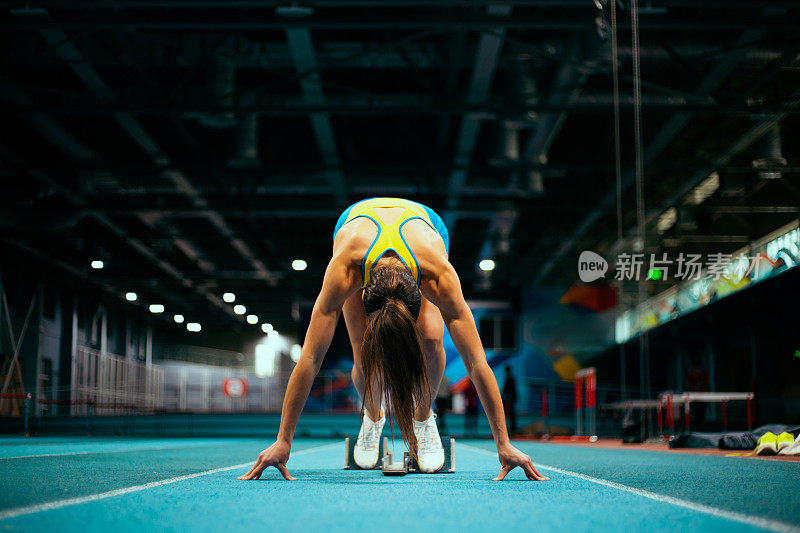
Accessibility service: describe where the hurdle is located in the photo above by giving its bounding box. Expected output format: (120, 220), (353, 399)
(659, 391), (754, 433)
(574, 367), (596, 437)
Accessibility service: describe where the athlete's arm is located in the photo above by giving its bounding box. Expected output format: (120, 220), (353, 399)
(238, 252), (360, 481)
(421, 256), (549, 482)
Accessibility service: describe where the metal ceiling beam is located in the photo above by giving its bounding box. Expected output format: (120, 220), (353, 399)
(532, 12), (785, 285)
(10, 93), (775, 115)
(6, 208), (500, 220)
(6, 17), (795, 32)
(443, 4), (510, 229)
(1, 40), (444, 69)
(285, 27), (347, 207)
(4, 39), (783, 70)
(662, 235), (751, 244)
(3, 1), (795, 8)
(38, 27), (279, 285)
(711, 206), (800, 214)
(0, 201), (502, 223)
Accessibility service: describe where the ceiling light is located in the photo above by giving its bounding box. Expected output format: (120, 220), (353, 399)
(233, 305), (246, 315)
(247, 314), (258, 324)
(687, 172), (719, 206)
(174, 314), (185, 324)
(479, 259), (496, 272)
(223, 292), (236, 303)
(261, 323), (273, 333)
(149, 304), (165, 314)
(656, 208), (677, 235)
(186, 322), (201, 332)
(292, 259), (307, 271)
(290, 344), (302, 363)
(91, 260), (104, 269)
(125, 292), (137, 301)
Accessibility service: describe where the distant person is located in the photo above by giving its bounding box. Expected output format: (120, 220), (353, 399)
(238, 198), (546, 481)
(502, 366), (518, 435)
(435, 376), (452, 434)
(685, 359), (709, 430)
(465, 379), (480, 436)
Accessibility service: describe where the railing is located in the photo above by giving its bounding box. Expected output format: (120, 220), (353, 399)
(69, 346), (163, 415)
(519, 376), (648, 436)
(153, 343), (251, 368)
(158, 364), (359, 414)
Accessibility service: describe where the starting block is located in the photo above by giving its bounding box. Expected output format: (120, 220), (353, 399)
(381, 447), (410, 476)
(343, 436), (384, 470)
(381, 436), (455, 475)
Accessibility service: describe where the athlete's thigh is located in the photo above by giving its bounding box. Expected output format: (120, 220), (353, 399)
(342, 289), (367, 363)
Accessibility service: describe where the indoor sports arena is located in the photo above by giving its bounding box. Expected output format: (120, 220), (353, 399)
(1, 1), (800, 532)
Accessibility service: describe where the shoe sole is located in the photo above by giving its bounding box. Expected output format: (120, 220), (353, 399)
(354, 452), (380, 469)
(778, 444), (800, 456)
(417, 457), (445, 473)
(756, 444), (777, 455)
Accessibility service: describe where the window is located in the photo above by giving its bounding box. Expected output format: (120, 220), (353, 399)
(500, 318), (516, 349)
(479, 317), (495, 349)
(478, 315), (517, 350)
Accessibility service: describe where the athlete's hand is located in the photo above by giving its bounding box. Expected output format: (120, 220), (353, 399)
(238, 439), (295, 481)
(493, 443), (549, 481)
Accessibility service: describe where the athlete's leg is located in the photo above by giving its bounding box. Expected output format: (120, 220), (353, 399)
(343, 290), (383, 421)
(414, 295), (446, 422)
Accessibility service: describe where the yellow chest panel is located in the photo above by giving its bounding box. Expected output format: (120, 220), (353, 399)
(343, 198), (435, 287)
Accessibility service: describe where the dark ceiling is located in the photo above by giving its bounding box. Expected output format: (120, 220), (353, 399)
(1, 0), (799, 335)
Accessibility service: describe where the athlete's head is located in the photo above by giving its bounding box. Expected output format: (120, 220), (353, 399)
(361, 266), (429, 458)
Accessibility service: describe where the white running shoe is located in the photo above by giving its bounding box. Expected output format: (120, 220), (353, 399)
(778, 434), (800, 456)
(413, 412), (445, 473)
(353, 411), (386, 469)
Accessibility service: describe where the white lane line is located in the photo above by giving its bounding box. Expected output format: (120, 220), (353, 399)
(460, 443), (799, 533)
(0, 441), (236, 460)
(0, 442), (339, 521)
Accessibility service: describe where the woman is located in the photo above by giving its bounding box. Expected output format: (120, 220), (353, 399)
(238, 197), (548, 481)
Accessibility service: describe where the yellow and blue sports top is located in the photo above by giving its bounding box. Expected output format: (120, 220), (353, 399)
(333, 197), (450, 287)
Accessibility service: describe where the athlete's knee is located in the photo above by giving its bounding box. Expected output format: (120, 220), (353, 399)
(420, 334), (444, 361)
(351, 363), (364, 384)
(419, 317), (444, 355)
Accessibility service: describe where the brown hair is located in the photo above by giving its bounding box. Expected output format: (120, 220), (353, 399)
(362, 266), (429, 459)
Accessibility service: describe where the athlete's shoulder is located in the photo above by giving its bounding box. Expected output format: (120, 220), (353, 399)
(333, 221), (373, 254)
(414, 236), (451, 280)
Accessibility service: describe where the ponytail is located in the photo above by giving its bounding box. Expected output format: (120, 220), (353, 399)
(362, 267), (430, 459)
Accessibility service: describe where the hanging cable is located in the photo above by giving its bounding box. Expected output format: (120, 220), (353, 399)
(631, 0), (652, 440)
(631, 0), (645, 253)
(609, 0), (627, 401)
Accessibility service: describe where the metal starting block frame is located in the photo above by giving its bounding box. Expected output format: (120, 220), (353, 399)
(381, 436), (455, 475)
